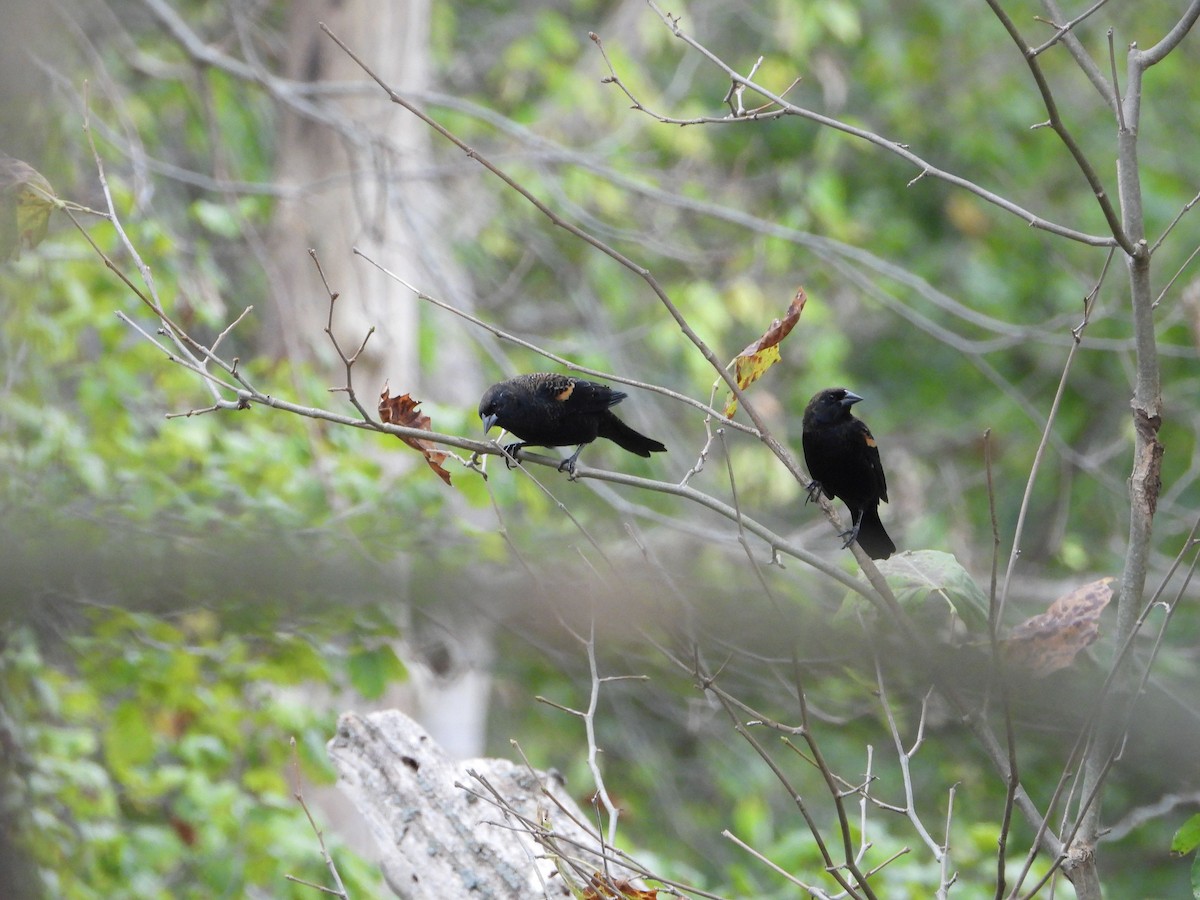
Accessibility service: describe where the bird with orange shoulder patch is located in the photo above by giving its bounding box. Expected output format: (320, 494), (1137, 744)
(479, 373), (666, 474)
(801, 387), (895, 560)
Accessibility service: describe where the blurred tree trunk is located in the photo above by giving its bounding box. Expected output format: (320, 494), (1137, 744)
(265, 0), (479, 405)
(266, 0), (490, 766)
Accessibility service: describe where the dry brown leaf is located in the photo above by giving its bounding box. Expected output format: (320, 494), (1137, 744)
(581, 873), (658, 899)
(378, 385), (452, 485)
(1004, 577), (1115, 677)
(724, 286), (806, 418)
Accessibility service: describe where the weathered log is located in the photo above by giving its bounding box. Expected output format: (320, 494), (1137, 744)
(328, 709), (643, 898)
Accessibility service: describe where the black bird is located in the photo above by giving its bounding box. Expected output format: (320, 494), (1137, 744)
(478, 373), (667, 474)
(802, 387), (895, 560)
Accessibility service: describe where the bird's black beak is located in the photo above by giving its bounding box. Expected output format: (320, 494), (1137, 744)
(481, 413), (498, 433)
(841, 391), (864, 408)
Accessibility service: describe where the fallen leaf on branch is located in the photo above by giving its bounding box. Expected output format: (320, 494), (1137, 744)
(0, 156), (56, 261)
(723, 286), (806, 418)
(378, 385), (452, 485)
(1004, 577), (1114, 676)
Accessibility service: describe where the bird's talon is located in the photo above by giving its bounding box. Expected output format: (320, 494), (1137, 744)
(501, 442), (526, 469)
(805, 481), (824, 505)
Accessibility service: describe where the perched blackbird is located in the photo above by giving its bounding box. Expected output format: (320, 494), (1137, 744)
(802, 387), (896, 560)
(478, 373), (667, 474)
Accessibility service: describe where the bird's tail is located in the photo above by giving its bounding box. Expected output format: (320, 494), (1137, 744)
(598, 412), (667, 458)
(856, 506), (895, 560)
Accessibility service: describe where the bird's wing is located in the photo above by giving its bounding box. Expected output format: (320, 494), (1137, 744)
(552, 377), (627, 412)
(857, 421), (889, 503)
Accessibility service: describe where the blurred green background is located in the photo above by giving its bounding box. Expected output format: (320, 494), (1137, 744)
(2, 1), (1198, 897)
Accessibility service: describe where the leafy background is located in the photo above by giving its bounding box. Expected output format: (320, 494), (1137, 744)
(2, 0), (1199, 897)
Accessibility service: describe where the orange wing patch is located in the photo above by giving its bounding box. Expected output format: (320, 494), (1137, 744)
(864, 434), (877, 448)
(555, 381), (575, 402)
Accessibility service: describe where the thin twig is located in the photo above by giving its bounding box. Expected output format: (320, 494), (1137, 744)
(682, 650), (874, 900)
(287, 737), (349, 899)
(1030, 0), (1115, 57)
(320, 24), (800, 487)
(722, 830), (834, 898)
(998, 249), (1113, 624)
(874, 657), (944, 862)
(355, 249), (757, 437)
(642, 0), (1116, 249)
(1106, 30), (1127, 132)
(1152, 240), (1200, 308)
(983, 0), (1135, 254)
(939, 784), (959, 898)
(1149, 188), (1200, 256)
(312, 249), (375, 423)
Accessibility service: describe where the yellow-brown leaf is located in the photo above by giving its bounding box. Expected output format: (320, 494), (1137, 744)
(724, 286), (806, 418)
(0, 157), (55, 261)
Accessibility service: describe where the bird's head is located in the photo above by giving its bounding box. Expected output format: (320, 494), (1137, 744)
(478, 383), (509, 433)
(804, 387), (863, 426)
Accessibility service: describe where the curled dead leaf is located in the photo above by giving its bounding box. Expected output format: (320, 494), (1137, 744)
(378, 385), (452, 485)
(1004, 577), (1115, 677)
(723, 286), (806, 418)
(581, 873), (658, 899)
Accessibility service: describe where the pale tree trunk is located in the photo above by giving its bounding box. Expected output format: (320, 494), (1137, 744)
(266, 0), (491, 772)
(266, 0), (478, 406)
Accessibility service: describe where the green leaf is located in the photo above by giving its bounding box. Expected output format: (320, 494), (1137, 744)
(242, 765), (287, 796)
(248, 634), (329, 685)
(1173, 812), (1200, 856)
(346, 646), (406, 700)
(840, 550), (989, 633)
(104, 700), (156, 776)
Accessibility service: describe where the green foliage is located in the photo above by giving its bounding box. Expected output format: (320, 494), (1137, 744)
(839, 550), (991, 633)
(6, 0), (1200, 896)
(1174, 813), (1200, 857)
(1, 622), (385, 899)
(1173, 814), (1200, 900)
(0, 108), (414, 900)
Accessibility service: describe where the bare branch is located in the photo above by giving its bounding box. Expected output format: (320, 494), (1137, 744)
(874, 658), (946, 863)
(722, 830), (835, 898)
(312, 250), (376, 423)
(319, 23), (805, 494)
(998, 249), (1113, 625)
(355, 250), (758, 437)
(1030, 0), (1115, 57)
(1150, 187), (1200, 256)
(983, 0), (1135, 253)
(644, 0), (1117, 249)
(1037, 0), (1118, 107)
(1136, 0), (1200, 67)
(287, 737), (349, 900)
(1106, 30), (1127, 132)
